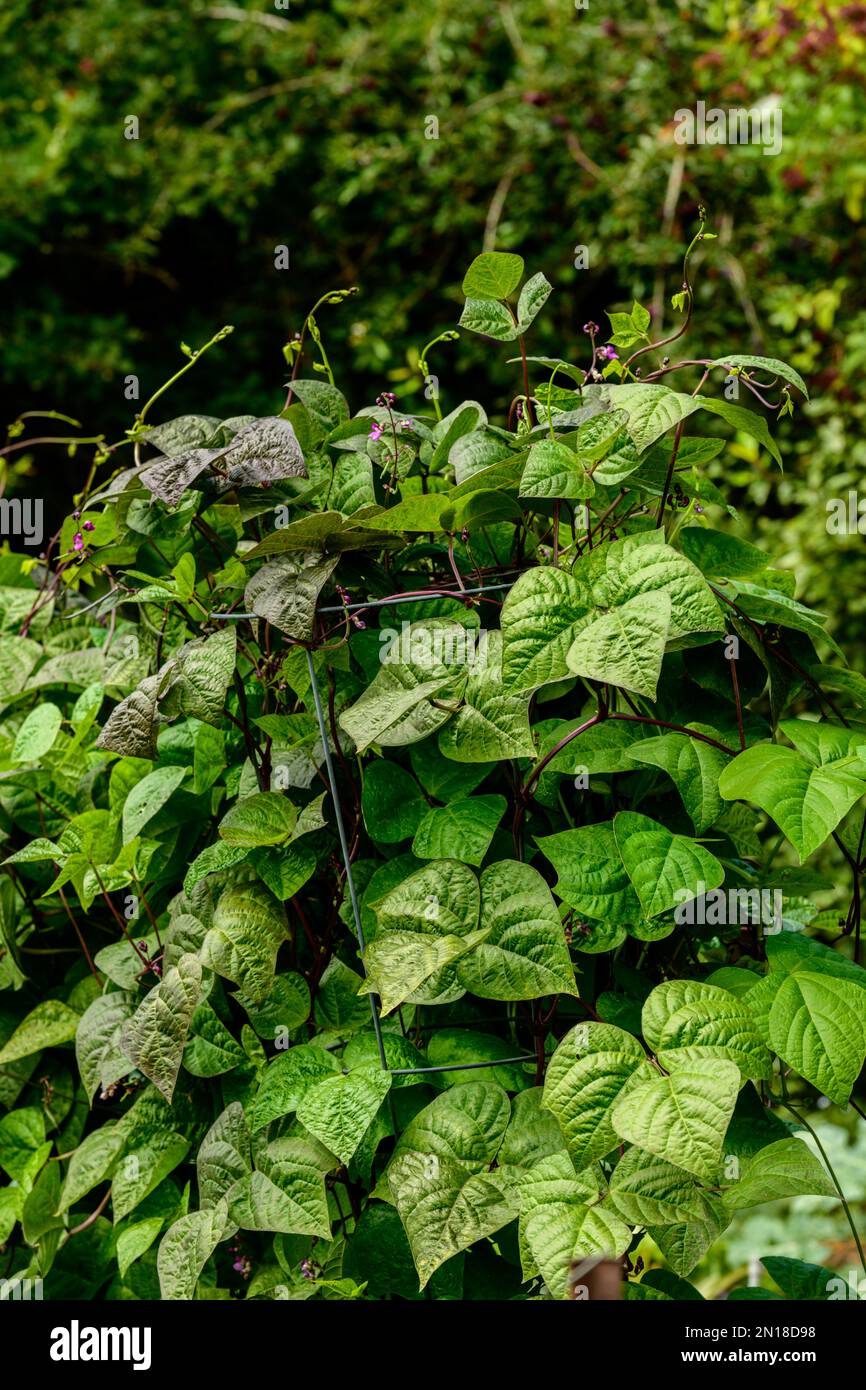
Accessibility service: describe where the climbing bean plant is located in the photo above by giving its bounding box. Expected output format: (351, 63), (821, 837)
(0, 232), (864, 1303)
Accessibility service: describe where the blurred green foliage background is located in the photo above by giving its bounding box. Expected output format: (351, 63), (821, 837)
(3, 0), (866, 639)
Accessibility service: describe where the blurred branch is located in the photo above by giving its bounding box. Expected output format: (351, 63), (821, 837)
(202, 6), (292, 32)
(652, 152), (685, 329)
(483, 164), (519, 251)
(202, 77), (328, 131)
(564, 131), (608, 184)
(719, 213), (765, 348)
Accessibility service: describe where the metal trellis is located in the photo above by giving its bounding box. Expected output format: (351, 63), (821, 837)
(219, 576), (538, 1084)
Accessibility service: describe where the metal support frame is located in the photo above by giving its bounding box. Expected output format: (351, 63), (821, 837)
(298, 586), (537, 1083)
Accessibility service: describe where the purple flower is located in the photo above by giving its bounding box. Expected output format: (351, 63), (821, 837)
(582, 321), (600, 335)
(369, 422), (384, 442)
(399, 418), (414, 430)
(72, 532), (84, 552)
(83, 519), (95, 532)
(599, 346), (619, 360)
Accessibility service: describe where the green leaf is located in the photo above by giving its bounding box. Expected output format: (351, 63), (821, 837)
(250, 842), (316, 901)
(13, 703), (62, 762)
(611, 1059), (740, 1180)
(244, 510), (385, 559)
(343, 1030), (429, 1086)
(706, 355), (809, 401)
(429, 400), (488, 471)
(518, 1153), (630, 1298)
(760, 1256), (835, 1300)
(609, 383), (702, 452)
(249, 1045), (342, 1131)
(244, 553), (339, 640)
(536, 716), (655, 776)
(566, 592), (671, 699)
(157, 1199), (228, 1300)
(117, 1216), (165, 1280)
(201, 882), (287, 1002)
(183, 1003), (246, 1077)
(606, 311), (645, 351)
(57, 1125), (125, 1212)
(288, 379), (349, 432)
(112, 1130), (190, 1222)
(122, 765), (187, 844)
(234, 972), (311, 1040)
(361, 927), (489, 1016)
(361, 760), (428, 843)
(388, 1148), (518, 1289)
(572, 531), (724, 644)
(359, 493), (448, 532)
(328, 452), (375, 514)
(515, 271), (552, 331)
(159, 628), (237, 726)
(339, 620), (468, 751)
(371, 859), (474, 1005)
(314, 959), (374, 1038)
(730, 581), (839, 654)
(196, 1101), (251, 1207)
(430, 1032), (534, 1094)
(542, 1023), (649, 1167)
(651, 1198), (730, 1277)
(411, 740), (493, 800)
(3, 836), (64, 866)
(437, 630), (535, 762)
(75, 992), (136, 1101)
(412, 795), (505, 866)
(500, 566), (590, 692)
(626, 729), (729, 833)
(779, 717), (866, 768)
(389, 1081), (511, 1174)
(0, 635), (41, 713)
(458, 299), (518, 341)
(718, 743), (866, 861)
(461, 252), (524, 300)
(613, 811), (725, 918)
(642, 980), (771, 1081)
(295, 1066), (393, 1165)
(227, 1153), (330, 1238)
(519, 440), (595, 500)
(456, 860), (577, 1000)
(0, 999), (81, 1065)
(184, 841), (251, 895)
(576, 408), (630, 465)
(763, 971), (866, 1104)
(218, 792), (298, 847)
(722, 1138), (835, 1210)
(607, 1146), (716, 1226)
(120, 954), (202, 1101)
(538, 822), (640, 924)
(95, 675), (161, 758)
(680, 526), (773, 581)
(696, 396), (782, 467)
